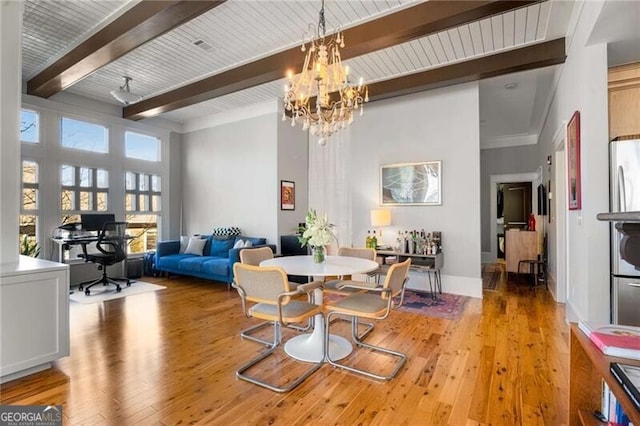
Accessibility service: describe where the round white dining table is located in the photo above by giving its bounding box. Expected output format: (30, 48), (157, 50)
(260, 255), (379, 363)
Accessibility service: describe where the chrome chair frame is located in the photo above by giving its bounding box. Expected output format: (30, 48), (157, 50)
(232, 263), (324, 392)
(324, 259), (411, 381)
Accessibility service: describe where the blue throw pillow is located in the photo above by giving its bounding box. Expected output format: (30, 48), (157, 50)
(209, 237), (235, 257)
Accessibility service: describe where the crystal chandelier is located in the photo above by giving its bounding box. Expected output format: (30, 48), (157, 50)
(283, 0), (368, 146)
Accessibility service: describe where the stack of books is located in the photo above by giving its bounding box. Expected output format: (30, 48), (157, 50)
(610, 363), (640, 412)
(579, 321), (640, 422)
(601, 381), (635, 424)
(578, 321), (640, 360)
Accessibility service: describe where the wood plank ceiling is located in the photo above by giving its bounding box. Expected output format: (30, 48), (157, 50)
(21, 0), (565, 124)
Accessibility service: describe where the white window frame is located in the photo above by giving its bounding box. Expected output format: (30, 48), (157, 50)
(60, 116), (109, 154)
(125, 130), (161, 162)
(61, 164), (109, 213)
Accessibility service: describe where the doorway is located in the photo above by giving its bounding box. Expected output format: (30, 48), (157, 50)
(490, 172), (540, 262)
(497, 182), (533, 259)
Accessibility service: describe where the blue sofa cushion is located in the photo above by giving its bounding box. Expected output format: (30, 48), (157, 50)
(235, 236), (267, 247)
(202, 258), (230, 277)
(178, 256), (215, 273)
(209, 237), (235, 257)
(157, 253), (193, 270)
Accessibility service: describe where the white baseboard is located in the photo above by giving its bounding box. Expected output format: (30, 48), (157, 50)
(406, 272), (482, 299)
(481, 252), (495, 264)
(565, 299), (581, 324)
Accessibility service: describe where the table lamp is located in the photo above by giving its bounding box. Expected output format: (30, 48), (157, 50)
(370, 209), (391, 246)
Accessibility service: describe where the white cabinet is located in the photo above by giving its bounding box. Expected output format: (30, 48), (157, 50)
(0, 256), (70, 383)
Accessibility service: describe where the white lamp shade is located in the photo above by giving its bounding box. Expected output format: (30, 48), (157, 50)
(370, 209), (391, 227)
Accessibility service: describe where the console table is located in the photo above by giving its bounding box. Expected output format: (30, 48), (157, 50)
(376, 250), (443, 298)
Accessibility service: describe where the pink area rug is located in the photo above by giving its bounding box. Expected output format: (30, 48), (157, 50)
(325, 289), (468, 321)
(398, 290), (468, 320)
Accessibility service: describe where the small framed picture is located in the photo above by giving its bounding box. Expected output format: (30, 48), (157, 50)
(567, 111), (581, 210)
(281, 180), (295, 210)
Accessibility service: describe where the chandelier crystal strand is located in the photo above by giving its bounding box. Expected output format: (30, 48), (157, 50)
(283, 0), (368, 145)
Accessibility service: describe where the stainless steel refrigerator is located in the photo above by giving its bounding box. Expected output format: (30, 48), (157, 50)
(609, 135), (640, 326)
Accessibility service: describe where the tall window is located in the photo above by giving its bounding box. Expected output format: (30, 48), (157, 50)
(20, 160), (39, 256)
(125, 131), (160, 162)
(21, 109), (39, 143)
(61, 117), (108, 153)
(61, 165), (109, 220)
(125, 171), (161, 253)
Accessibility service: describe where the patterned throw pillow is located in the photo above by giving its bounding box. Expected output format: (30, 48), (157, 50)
(212, 227), (241, 237)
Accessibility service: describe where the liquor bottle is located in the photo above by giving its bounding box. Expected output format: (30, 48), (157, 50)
(366, 230), (372, 248)
(408, 234), (415, 254)
(395, 231), (402, 251)
(371, 231), (378, 249)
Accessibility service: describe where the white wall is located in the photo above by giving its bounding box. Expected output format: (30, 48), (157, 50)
(538, 0), (610, 322)
(168, 131), (183, 238)
(0, 1), (23, 264)
(277, 103), (309, 241)
(350, 83), (483, 298)
(181, 112), (279, 244)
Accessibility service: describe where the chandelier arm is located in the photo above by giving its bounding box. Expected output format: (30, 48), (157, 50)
(283, 0), (368, 144)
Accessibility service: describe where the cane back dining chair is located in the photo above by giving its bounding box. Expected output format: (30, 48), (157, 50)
(232, 263), (323, 392)
(238, 247), (311, 345)
(322, 247), (377, 289)
(323, 247), (379, 339)
(240, 247), (305, 292)
(324, 258), (411, 381)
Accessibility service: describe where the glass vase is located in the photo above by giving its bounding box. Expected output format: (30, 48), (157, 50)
(312, 246), (326, 263)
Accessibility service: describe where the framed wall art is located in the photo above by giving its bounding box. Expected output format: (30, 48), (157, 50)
(567, 111), (581, 210)
(380, 161), (442, 206)
(281, 180), (295, 210)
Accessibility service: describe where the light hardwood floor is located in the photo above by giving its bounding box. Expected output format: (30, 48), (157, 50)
(0, 263), (569, 425)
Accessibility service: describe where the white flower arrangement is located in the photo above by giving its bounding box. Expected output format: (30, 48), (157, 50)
(298, 209), (334, 248)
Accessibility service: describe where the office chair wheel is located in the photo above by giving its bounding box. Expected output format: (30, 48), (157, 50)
(116, 285), (122, 293)
(126, 281), (131, 287)
(85, 289), (90, 296)
(78, 284), (84, 291)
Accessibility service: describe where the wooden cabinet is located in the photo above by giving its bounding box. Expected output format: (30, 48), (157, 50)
(569, 323), (640, 425)
(505, 229), (538, 273)
(609, 62), (640, 139)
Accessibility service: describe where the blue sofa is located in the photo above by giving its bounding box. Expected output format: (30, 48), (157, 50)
(155, 235), (275, 284)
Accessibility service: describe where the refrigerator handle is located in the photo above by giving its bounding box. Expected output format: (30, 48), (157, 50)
(618, 165), (627, 212)
(628, 282), (640, 288)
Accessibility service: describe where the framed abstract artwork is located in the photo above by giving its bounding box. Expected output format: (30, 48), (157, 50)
(567, 111), (581, 210)
(380, 161), (442, 206)
(281, 180), (295, 210)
